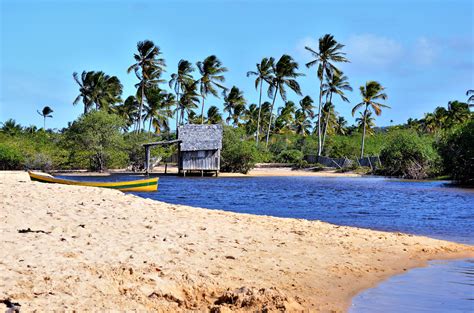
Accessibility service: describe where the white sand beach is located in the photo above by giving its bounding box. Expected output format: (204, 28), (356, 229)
(1, 171), (472, 312)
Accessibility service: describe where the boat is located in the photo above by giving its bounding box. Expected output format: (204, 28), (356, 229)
(28, 171), (158, 192)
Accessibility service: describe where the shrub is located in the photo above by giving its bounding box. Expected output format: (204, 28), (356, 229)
(64, 111), (125, 171)
(277, 149), (303, 163)
(0, 144), (23, 170)
(438, 120), (474, 185)
(379, 130), (441, 179)
(24, 153), (53, 171)
(221, 126), (259, 174)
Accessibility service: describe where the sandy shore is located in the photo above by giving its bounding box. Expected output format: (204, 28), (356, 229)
(1, 171), (472, 312)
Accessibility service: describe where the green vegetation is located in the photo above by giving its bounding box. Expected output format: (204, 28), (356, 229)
(1, 35), (472, 183)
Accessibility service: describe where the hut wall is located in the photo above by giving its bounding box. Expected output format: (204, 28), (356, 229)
(179, 149), (220, 171)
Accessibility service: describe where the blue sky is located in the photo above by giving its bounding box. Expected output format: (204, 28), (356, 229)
(1, 0), (473, 130)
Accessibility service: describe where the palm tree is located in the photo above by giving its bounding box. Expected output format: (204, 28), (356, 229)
(0, 119), (22, 135)
(274, 101), (296, 133)
(447, 101), (470, 126)
(356, 111), (376, 136)
(37, 106), (53, 129)
(223, 86), (246, 126)
(73, 71), (122, 114)
(127, 40), (166, 133)
(196, 55), (228, 124)
(266, 54), (303, 146)
(352, 81), (389, 158)
(321, 71), (352, 151)
(243, 103), (259, 136)
(335, 116), (348, 135)
(206, 106), (223, 124)
(294, 109), (312, 136)
(321, 101), (338, 149)
(114, 96), (140, 131)
(169, 60), (195, 131)
(247, 57), (275, 144)
(179, 81), (200, 124)
(144, 87), (175, 133)
(305, 34), (349, 156)
(466, 89), (474, 107)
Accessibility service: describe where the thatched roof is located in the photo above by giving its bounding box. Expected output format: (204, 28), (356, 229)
(178, 124), (223, 152)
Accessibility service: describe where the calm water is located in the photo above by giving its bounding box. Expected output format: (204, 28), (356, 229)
(61, 174), (474, 311)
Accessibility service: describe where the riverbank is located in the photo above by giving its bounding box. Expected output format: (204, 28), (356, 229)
(1, 171), (472, 312)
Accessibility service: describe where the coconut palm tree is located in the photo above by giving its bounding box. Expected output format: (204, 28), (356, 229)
(294, 109), (312, 136)
(144, 87), (175, 133)
(274, 101), (296, 133)
(266, 54), (303, 146)
(73, 71), (123, 114)
(335, 116), (348, 135)
(37, 106), (53, 129)
(169, 59), (195, 131)
(127, 40), (166, 133)
(321, 101), (338, 148)
(196, 55), (228, 124)
(321, 71), (352, 151)
(247, 57), (275, 144)
(305, 34), (349, 156)
(0, 119), (23, 135)
(356, 111), (376, 136)
(446, 101), (470, 126)
(206, 106), (223, 124)
(114, 96), (140, 131)
(243, 103), (260, 136)
(352, 81), (389, 158)
(223, 86), (246, 126)
(179, 81), (200, 124)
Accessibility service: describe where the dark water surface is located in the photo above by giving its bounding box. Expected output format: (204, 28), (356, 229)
(61, 174), (474, 311)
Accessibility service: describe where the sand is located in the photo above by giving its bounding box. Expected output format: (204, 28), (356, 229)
(0, 171), (472, 312)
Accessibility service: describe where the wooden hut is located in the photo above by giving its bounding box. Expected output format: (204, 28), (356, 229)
(178, 124), (223, 176)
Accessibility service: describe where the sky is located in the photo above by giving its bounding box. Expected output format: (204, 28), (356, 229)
(1, 0), (473, 130)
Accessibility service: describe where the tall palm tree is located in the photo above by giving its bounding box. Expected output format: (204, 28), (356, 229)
(206, 106), (223, 124)
(73, 71), (122, 114)
(321, 101), (338, 149)
(243, 103), (259, 136)
(305, 34), (349, 156)
(266, 54), (303, 146)
(37, 106), (53, 129)
(169, 59), (195, 132)
(196, 55), (227, 124)
(113, 96), (139, 131)
(294, 109), (312, 136)
(321, 71), (352, 151)
(144, 87), (175, 133)
(179, 81), (200, 124)
(127, 40), (166, 133)
(352, 81), (389, 158)
(247, 57), (275, 144)
(223, 86), (246, 126)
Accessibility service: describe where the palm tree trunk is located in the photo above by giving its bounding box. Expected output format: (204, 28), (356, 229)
(43, 116), (46, 130)
(265, 86), (279, 147)
(200, 95), (205, 124)
(321, 92), (333, 153)
(256, 79), (263, 145)
(137, 82), (145, 133)
(360, 106), (368, 158)
(149, 119), (152, 133)
(175, 88), (180, 134)
(317, 61), (326, 156)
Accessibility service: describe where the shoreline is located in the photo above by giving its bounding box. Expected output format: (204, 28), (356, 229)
(1, 171), (473, 311)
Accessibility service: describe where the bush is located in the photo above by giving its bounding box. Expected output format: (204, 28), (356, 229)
(277, 149), (303, 163)
(0, 144), (23, 170)
(25, 153), (53, 171)
(64, 111), (125, 171)
(221, 127), (259, 174)
(438, 120), (474, 185)
(379, 130), (441, 179)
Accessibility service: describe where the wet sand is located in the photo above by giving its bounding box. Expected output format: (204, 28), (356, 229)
(1, 171), (473, 312)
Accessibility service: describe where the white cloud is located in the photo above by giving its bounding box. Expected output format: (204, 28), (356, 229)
(345, 34), (403, 68)
(295, 36), (319, 62)
(413, 37), (437, 66)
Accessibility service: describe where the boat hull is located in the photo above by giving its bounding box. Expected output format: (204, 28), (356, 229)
(28, 171), (158, 192)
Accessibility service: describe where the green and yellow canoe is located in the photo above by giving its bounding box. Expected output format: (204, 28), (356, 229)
(28, 171), (158, 192)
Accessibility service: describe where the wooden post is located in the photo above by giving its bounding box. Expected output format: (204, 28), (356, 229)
(201, 170), (204, 177)
(165, 163), (168, 174)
